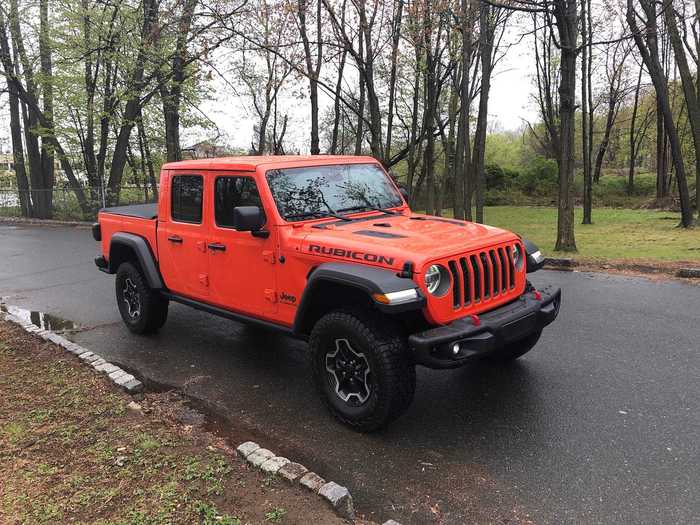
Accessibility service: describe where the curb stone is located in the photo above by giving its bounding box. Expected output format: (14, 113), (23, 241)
(246, 448), (275, 467)
(318, 481), (354, 520)
(235, 440), (357, 521)
(544, 257), (577, 270)
(260, 456), (290, 474)
(1, 306), (144, 394)
(677, 267), (700, 278)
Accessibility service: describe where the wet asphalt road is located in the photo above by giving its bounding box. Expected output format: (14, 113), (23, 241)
(1, 223), (699, 524)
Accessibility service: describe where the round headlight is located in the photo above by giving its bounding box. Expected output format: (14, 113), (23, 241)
(424, 264), (450, 296)
(513, 244), (524, 270)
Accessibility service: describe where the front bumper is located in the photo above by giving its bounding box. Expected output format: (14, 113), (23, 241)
(409, 286), (561, 368)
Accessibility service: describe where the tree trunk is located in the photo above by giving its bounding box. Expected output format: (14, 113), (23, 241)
(628, 66), (643, 194)
(665, 0), (700, 221)
(385, 0), (404, 160)
(0, 9), (31, 216)
(354, 28), (366, 156)
(592, 103), (617, 183)
(454, 0), (473, 220)
(39, 0), (55, 218)
(553, 0), (577, 251)
(9, 0), (46, 218)
(581, 0), (592, 224)
(472, 1), (495, 224)
(298, 0), (322, 155)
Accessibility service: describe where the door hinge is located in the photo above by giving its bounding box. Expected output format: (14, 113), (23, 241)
(198, 273), (209, 287)
(264, 289), (277, 303)
(196, 240), (207, 253)
(262, 250), (276, 264)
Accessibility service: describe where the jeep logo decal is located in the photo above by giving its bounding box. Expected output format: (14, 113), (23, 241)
(309, 244), (395, 266)
(280, 292), (297, 304)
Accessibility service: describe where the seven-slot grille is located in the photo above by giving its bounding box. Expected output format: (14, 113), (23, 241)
(446, 244), (519, 309)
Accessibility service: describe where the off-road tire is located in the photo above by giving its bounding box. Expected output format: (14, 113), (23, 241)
(115, 262), (168, 334)
(488, 330), (542, 362)
(310, 309), (415, 432)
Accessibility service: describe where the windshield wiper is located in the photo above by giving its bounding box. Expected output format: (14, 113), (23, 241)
(337, 204), (397, 216)
(285, 210), (352, 222)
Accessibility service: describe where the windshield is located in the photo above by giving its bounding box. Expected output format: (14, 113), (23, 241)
(265, 163), (404, 222)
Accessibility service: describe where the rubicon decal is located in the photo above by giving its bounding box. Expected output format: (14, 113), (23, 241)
(309, 244), (395, 266)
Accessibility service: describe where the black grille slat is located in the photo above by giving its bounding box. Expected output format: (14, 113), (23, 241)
(480, 253), (490, 298)
(506, 246), (515, 288)
(470, 255), (482, 302)
(489, 250), (500, 296)
(448, 260), (461, 308)
(459, 258), (471, 304)
(497, 248), (508, 292)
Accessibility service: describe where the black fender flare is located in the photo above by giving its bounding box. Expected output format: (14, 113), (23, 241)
(109, 232), (164, 289)
(292, 262), (425, 335)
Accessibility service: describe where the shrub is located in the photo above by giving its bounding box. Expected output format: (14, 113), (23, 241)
(518, 156), (558, 196)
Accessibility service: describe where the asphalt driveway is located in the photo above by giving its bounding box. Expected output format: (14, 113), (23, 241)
(1, 223), (699, 524)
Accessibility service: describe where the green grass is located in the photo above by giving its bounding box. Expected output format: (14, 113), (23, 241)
(480, 206), (700, 263)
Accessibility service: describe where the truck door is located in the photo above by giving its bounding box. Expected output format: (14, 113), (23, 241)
(157, 173), (211, 300)
(206, 172), (277, 317)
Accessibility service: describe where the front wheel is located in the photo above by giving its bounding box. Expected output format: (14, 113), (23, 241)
(115, 262), (168, 334)
(309, 310), (415, 432)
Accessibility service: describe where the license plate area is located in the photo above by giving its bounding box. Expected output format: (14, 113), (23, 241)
(501, 313), (536, 343)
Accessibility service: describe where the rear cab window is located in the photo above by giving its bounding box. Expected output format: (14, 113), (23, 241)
(171, 175), (203, 223)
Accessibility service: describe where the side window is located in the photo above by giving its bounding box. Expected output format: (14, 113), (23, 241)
(215, 176), (266, 228)
(171, 175), (203, 223)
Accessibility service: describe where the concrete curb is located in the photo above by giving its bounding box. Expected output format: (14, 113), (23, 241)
(236, 440), (360, 522)
(544, 257), (578, 270)
(0, 217), (93, 228)
(677, 268), (700, 278)
(2, 308), (144, 395)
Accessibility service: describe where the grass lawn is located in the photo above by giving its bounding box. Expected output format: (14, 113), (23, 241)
(0, 320), (350, 525)
(479, 206), (700, 263)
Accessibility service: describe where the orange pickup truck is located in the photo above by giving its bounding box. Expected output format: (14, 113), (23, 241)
(93, 155), (560, 431)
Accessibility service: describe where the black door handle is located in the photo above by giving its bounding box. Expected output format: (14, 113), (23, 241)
(167, 235), (183, 243)
(207, 242), (226, 252)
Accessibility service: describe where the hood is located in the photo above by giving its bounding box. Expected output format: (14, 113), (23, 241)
(297, 212), (518, 272)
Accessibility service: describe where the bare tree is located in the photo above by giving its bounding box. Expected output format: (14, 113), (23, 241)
(627, 0), (693, 227)
(592, 40), (631, 184)
(627, 65), (653, 194)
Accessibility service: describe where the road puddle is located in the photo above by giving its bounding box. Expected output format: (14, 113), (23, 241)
(0, 303), (79, 332)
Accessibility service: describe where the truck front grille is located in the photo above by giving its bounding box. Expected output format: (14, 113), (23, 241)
(446, 245), (518, 309)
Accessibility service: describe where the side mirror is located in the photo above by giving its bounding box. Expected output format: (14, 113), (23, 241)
(398, 186), (410, 203)
(233, 206), (265, 232)
(523, 238), (545, 273)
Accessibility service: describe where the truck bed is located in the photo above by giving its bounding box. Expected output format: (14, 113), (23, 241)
(100, 203), (158, 219)
(98, 204), (159, 263)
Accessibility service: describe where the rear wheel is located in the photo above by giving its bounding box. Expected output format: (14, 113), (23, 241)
(488, 330), (542, 362)
(115, 262), (168, 334)
(310, 310), (415, 432)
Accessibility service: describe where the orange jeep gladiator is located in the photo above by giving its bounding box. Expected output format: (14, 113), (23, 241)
(93, 156), (560, 431)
